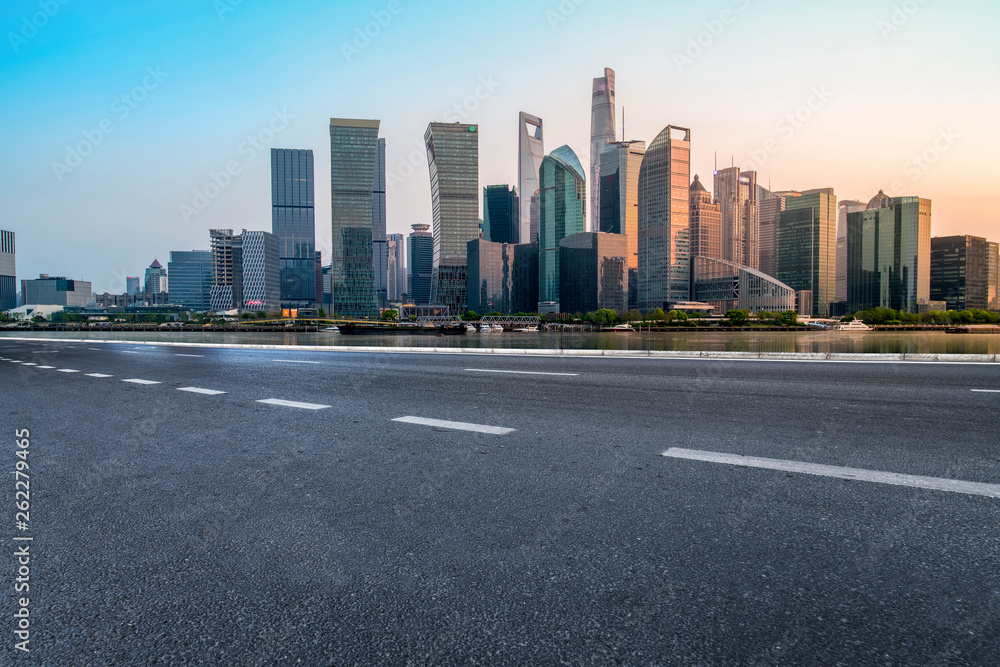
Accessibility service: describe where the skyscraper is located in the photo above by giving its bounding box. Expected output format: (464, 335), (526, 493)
(407, 224), (434, 305)
(931, 235), (990, 311)
(0, 230), (15, 311)
(425, 122), (479, 313)
(757, 186), (786, 278)
(271, 148), (317, 310)
(989, 242), (1000, 311)
(330, 118), (381, 318)
(209, 229), (242, 311)
(559, 232), (629, 315)
(144, 260), (167, 295)
(688, 175), (722, 260)
(637, 125), (691, 311)
(387, 232), (406, 302)
(483, 184), (519, 244)
(518, 112), (544, 244)
(836, 199), (866, 303)
(167, 250), (213, 311)
(776, 188), (838, 316)
(590, 67), (616, 233)
(240, 230), (281, 311)
(538, 145), (586, 310)
(466, 239), (539, 315)
(714, 167), (759, 269)
(372, 137), (388, 308)
(126, 276), (140, 295)
(599, 140), (646, 271)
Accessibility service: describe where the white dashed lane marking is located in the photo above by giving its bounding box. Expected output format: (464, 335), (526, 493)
(57, 369), (80, 373)
(465, 368), (579, 377)
(177, 387), (226, 396)
(86, 374), (114, 378)
(971, 389), (1000, 393)
(274, 360), (321, 364)
(122, 379), (160, 385)
(175, 354), (204, 358)
(392, 416), (515, 435)
(257, 398), (330, 410)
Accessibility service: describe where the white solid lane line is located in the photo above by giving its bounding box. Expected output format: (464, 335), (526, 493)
(122, 379), (161, 385)
(121, 351), (140, 354)
(37, 366), (55, 369)
(662, 448), (1000, 499)
(178, 387), (226, 396)
(21, 363), (37, 366)
(465, 368), (579, 377)
(57, 369), (80, 373)
(392, 416), (515, 435)
(86, 374), (114, 378)
(273, 360), (321, 364)
(175, 354), (204, 358)
(971, 389), (1000, 393)
(257, 398), (330, 410)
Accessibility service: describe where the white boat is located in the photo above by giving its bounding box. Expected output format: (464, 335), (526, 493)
(602, 323), (636, 333)
(479, 323), (491, 333)
(466, 324), (478, 333)
(491, 324), (504, 332)
(830, 320), (872, 332)
(512, 325), (540, 333)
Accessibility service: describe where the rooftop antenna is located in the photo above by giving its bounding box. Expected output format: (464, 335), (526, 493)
(714, 152), (717, 173)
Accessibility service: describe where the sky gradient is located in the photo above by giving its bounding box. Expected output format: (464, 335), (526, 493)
(2, 0), (998, 293)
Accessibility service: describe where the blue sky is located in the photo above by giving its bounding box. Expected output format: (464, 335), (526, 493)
(2, 0), (998, 292)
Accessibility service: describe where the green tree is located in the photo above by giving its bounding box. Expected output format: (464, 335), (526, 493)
(382, 309), (399, 321)
(463, 310), (479, 321)
(646, 308), (666, 322)
(725, 309), (750, 326)
(626, 308), (642, 322)
(318, 308), (326, 318)
(594, 308), (619, 326)
(776, 310), (799, 326)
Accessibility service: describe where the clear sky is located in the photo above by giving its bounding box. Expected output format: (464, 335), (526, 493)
(2, 0), (998, 292)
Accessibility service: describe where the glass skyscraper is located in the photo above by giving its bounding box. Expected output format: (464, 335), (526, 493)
(757, 186), (786, 279)
(689, 175), (722, 260)
(930, 235), (991, 311)
(0, 229), (15, 311)
(271, 148), (317, 310)
(425, 122), (479, 313)
(167, 250), (212, 312)
(240, 230), (281, 311)
(714, 167), (759, 270)
(776, 188), (838, 316)
(466, 239), (538, 315)
(483, 184), (519, 245)
(518, 112), (544, 244)
(407, 224), (434, 305)
(599, 140), (645, 271)
(637, 125), (691, 311)
(590, 67), (616, 233)
(210, 229), (242, 312)
(372, 138), (388, 308)
(559, 232), (628, 315)
(144, 259), (166, 295)
(538, 145), (586, 310)
(330, 119), (381, 319)
(836, 199), (866, 303)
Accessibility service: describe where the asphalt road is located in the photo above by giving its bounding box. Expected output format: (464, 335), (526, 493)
(2, 339), (999, 665)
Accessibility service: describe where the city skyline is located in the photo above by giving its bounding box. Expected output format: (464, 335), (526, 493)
(3, 0), (999, 292)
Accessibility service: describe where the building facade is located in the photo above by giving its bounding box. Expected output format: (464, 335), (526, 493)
(167, 250), (213, 311)
(21, 275), (92, 307)
(775, 188), (837, 316)
(126, 276), (140, 296)
(518, 112), (545, 244)
(271, 148), (317, 310)
(599, 141), (646, 271)
(387, 233), (406, 303)
(989, 241), (1000, 311)
(240, 231), (281, 311)
(757, 187), (785, 278)
(714, 167), (759, 270)
(407, 224), (434, 306)
(538, 145), (587, 310)
(483, 184), (519, 245)
(466, 239), (539, 315)
(692, 256), (796, 314)
(559, 232), (628, 315)
(637, 125), (691, 311)
(209, 229), (242, 311)
(590, 67), (616, 233)
(331, 118), (381, 318)
(689, 175), (722, 260)
(144, 260), (167, 295)
(836, 199), (866, 304)
(372, 137), (388, 308)
(425, 122), (479, 313)
(0, 229), (14, 311)
(930, 235), (991, 311)
(846, 192), (931, 314)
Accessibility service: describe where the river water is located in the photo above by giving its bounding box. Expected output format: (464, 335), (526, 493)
(3, 330), (999, 355)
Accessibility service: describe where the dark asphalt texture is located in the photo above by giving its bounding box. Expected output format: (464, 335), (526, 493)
(1, 339), (999, 665)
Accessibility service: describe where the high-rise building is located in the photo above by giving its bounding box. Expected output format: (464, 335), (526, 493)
(407, 224), (434, 306)
(559, 232), (628, 315)
(425, 122), (479, 313)
(599, 140), (646, 272)
(21, 275), (92, 307)
(590, 67), (616, 233)
(387, 233), (406, 303)
(167, 250), (213, 311)
(0, 230), (15, 311)
(776, 188), (837, 316)
(331, 119), (381, 318)
(757, 186), (786, 278)
(989, 241), (1000, 311)
(518, 112), (545, 244)
(466, 239), (539, 315)
(538, 145), (586, 310)
(144, 259), (167, 295)
(637, 125), (691, 311)
(271, 148), (317, 310)
(930, 235), (990, 311)
(483, 185), (519, 245)
(209, 229), (242, 311)
(689, 175), (722, 260)
(846, 192), (931, 314)
(126, 276), (140, 296)
(836, 199), (866, 303)
(714, 167), (759, 269)
(372, 137), (388, 308)
(240, 230), (281, 311)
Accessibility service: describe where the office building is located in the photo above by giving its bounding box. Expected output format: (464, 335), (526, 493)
(467, 239), (539, 315)
(775, 188), (837, 316)
(0, 230), (15, 311)
(372, 138), (388, 308)
(989, 242), (1000, 311)
(144, 260), (167, 295)
(483, 185), (519, 244)
(846, 191), (931, 314)
(21, 274), (92, 307)
(271, 148), (317, 310)
(538, 145), (586, 310)
(689, 175), (722, 260)
(757, 187), (785, 278)
(240, 230), (281, 311)
(387, 233), (406, 303)
(637, 125), (691, 311)
(126, 276), (140, 296)
(836, 199), (866, 303)
(167, 250), (213, 311)
(714, 167), (759, 269)
(930, 235), (991, 311)
(518, 112), (545, 244)
(590, 67), (616, 233)
(599, 141), (646, 270)
(331, 119), (381, 318)
(408, 224), (434, 306)
(559, 232), (628, 315)
(209, 229), (242, 311)
(691, 256), (796, 314)
(425, 122), (479, 313)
